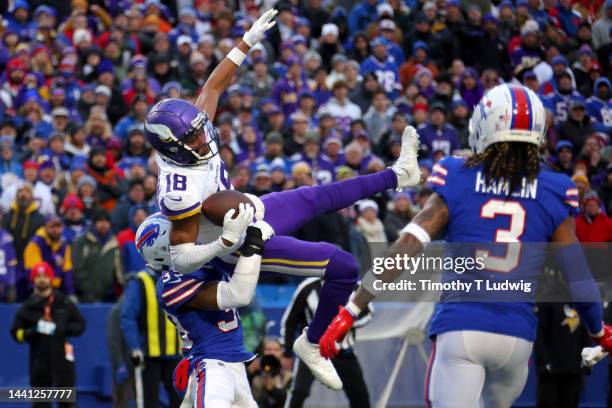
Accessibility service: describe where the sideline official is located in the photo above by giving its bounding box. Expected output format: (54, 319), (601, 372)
(120, 268), (182, 408)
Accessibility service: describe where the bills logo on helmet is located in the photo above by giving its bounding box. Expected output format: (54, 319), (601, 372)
(136, 223), (160, 253)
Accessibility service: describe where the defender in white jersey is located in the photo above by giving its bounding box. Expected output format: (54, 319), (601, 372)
(143, 7), (423, 390)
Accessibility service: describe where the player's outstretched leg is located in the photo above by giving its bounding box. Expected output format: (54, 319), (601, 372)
(260, 237), (358, 391)
(260, 126), (420, 235)
(261, 169), (396, 235)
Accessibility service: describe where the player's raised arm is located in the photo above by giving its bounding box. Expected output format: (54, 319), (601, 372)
(319, 193), (449, 358)
(194, 9), (277, 122)
(184, 223), (271, 311)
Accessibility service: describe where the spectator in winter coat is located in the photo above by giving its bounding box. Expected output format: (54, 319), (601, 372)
(23, 214), (74, 297)
(2, 182), (45, 271)
(60, 193), (88, 242)
(116, 205), (148, 275)
(355, 199), (387, 256)
(558, 99), (594, 154)
(86, 147), (125, 212)
(554, 141), (575, 176)
(575, 192), (612, 243)
(110, 179), (146, 233)
(384, 192), (416, 242)
(72, 210), (124, 303)
(363, 91), (396, 148)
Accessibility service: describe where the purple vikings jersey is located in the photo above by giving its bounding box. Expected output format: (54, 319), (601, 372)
(156, 262), (254, 364)
(427, 156), (579, 341)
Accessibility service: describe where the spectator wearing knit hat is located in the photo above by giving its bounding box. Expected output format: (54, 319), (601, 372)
(1, 183), (44, 277)
(113, 95), (148, 141)
(60, 194), (87, 243)
(384, 191), (417, 242)
(586, 78), (612, 135)
(86, 147), (126, 212)
(363, 90), (396, 147)
(558, 98), (594, 154)
(511, 20), (545, 77)
(72, 210), (123, 303)
(110, 179), (147, 234)
(355, 199), (387, 257)
(554, 141), (576, 176)
(24, 214), (74, 297)
(418, 102), (460, 159)
(361, 36), (400, 100)
(575, 192), (612, 243)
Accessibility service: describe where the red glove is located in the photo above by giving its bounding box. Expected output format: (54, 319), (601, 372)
(173, 358), (190, 395)
(319, 306), (355, 359)
(592, 325), (612, 352)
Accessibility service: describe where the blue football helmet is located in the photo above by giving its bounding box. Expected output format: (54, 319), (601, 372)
(144, 99), (219, 166)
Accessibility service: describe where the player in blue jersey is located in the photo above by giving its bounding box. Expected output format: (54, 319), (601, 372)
(320, 84), (612, 407)
(136, 211), (267, 408)
(586, 77), (612, 134)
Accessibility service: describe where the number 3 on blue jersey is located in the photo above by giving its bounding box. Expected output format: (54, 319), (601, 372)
(476, 199), (526, 273)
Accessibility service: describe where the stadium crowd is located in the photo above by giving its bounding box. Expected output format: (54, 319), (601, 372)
(1, 0), (611, 406)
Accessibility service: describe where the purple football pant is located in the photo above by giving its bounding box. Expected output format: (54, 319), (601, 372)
(258, 169), (397, 343)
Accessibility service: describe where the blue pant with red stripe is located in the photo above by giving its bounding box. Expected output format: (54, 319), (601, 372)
(257, 169), (397, 342)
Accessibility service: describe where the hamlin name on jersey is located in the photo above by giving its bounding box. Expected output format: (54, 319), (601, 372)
(426, 156), (579, 341)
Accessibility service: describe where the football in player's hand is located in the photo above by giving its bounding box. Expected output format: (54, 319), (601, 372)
(201, 190), (254, 226)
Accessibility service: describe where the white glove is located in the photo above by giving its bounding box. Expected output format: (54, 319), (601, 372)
(221, 203), (254, 245)
(243, 9), (278, 47)
(244, 193), (265, 220)
(581, 346), (608, 368)
(36, 319), (56, 335)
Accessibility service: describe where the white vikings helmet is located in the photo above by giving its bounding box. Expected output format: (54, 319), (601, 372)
(135, 212), (172, 271)
(468, 84), (546, 154)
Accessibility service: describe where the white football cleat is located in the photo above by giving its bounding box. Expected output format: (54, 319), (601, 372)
(391, 125), (422, 188)
(293, 329), (343, 391)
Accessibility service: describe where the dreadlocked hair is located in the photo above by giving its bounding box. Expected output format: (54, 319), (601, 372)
(465, 142), (541, 193)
